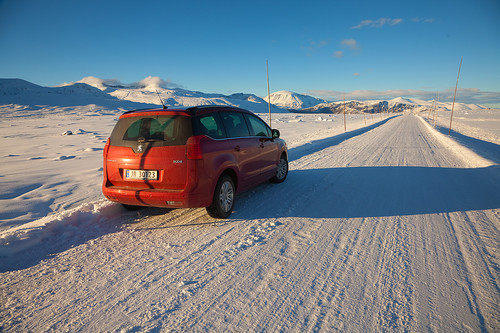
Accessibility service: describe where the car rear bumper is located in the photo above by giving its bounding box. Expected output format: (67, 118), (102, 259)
(102, 185), (212, 208)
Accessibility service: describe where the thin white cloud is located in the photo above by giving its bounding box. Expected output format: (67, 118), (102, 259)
(310, 40), (328, 48)
(411, 17), (435, 23)
(306, 40), (329, 56)
(333, 39), (360, 58)
(341, 39), (359, 50)
(333, 51), (344, 58)
(68, 76), (180, 90)
(352, 18), (403, 29)
(132, 76), (173, 89)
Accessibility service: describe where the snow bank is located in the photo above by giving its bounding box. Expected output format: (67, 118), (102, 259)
(418, 116), (495, 168)
(0, 200), (123, 256)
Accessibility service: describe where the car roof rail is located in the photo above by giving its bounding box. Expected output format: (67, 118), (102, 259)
(121, 105), (248, 116)
(186, 105), (248, 115)
(121, 108), (158, 115)
(121, 107), (190, 115)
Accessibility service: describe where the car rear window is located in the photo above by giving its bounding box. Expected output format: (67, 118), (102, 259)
(110, 115), (193, 147)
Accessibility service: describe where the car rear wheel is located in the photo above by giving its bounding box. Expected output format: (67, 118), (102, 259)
(271, 155), (288, 183)
(206, 175), (235, 218)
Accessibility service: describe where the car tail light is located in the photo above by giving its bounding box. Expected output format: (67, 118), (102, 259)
(186, 135), (207, 160)
(103, 138), (110, 157)
(103, 138), (111, 187)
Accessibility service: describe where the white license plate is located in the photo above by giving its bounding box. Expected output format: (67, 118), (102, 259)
(125, 169), (158, 180)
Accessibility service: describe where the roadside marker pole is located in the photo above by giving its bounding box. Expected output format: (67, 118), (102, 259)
(433, 92), (439, 128)
(435, 92), (439, 127)
(266, 60), (272, 127)
(343, 94), (346, 131)
(449, 57), (463, 135)
(430, 98), (435, 123)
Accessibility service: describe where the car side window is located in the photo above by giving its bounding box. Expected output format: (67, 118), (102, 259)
(245, 114), (271, 137)
(197, 113), (226, 139)
(220, 112), (250, 138)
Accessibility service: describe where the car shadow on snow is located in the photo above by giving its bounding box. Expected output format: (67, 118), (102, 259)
(0, 205), (157, 273)
(235, 165), (500, 219)
(0, 204), (232, 273)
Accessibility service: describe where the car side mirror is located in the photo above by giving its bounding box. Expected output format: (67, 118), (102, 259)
(272, 129), (280, 139)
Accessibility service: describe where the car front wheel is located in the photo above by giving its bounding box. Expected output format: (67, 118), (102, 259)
(271, 155), (288, 183)
(206, 175), (235, 218)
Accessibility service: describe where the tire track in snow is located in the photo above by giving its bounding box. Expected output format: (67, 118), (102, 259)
(373, 215), (414, 332)
(164, 115), (499, 331)
(442, 210), (500, 331)
(2, 115), (499, 332)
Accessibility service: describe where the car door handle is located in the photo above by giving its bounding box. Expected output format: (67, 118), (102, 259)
(234, 145), (241, 152)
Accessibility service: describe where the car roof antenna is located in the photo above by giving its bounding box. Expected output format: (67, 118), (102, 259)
(156, 89), (167, 109)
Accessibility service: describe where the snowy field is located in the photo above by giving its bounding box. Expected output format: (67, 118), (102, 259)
(1, 100), (499, 332)
(0, 104), (372, 234)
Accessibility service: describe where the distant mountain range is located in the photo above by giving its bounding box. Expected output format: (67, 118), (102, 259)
(0, 76), (487, 113)
(295, 99), (417, 114)
(263, 90), (326, 109)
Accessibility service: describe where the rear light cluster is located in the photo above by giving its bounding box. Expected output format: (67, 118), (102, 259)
(103, 138), (110, 156)
(186, 135), (207, 160)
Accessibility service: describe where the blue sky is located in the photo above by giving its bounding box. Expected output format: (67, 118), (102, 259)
(1, 0), (499, 106)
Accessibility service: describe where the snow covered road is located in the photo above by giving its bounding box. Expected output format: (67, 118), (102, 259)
(1, 115), (499, 332)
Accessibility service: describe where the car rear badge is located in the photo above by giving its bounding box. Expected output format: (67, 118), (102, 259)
(137, 144), (143, 153)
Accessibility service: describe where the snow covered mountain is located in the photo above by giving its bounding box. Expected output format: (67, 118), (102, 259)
(0, 78), (169, 111)
(292, 96), (487, 114)
(263, 90), (326, 109)
(0, 78), (119, 106)
(61, 76), (277, 113)
(0, 77), (279, 113)
(0, 77), (487, 114)
(296, 99), (417, 114)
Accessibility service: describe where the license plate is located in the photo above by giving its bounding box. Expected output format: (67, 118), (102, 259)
(125, 169), (158, 180)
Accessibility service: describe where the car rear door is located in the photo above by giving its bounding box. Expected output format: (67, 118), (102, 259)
(244, 113), (280, 179)
(219, 111), (262, 187)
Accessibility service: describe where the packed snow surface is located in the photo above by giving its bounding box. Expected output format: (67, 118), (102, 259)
(1, 90), (500, 332)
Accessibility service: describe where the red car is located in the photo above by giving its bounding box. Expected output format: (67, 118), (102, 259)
(102, 105), (288, 218)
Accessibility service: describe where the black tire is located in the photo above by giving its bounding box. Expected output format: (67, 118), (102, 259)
(270, 155), (288, 183)
(206, 175), (235, 219)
